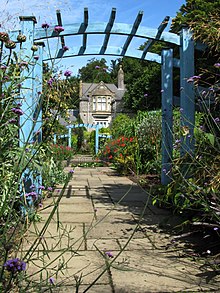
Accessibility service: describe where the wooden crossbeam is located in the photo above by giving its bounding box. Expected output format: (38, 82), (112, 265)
(121, 11), (143, 56)
(79, 8), (89, 54)
(141, 16), (170, 59)
(100, 8), (116, 54)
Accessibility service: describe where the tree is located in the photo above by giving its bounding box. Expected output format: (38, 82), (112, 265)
(171, 0), (220, 54)
(78, 58), (114, 83)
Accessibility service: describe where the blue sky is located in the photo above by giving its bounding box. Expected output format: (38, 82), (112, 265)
(1, 0), (186, 75)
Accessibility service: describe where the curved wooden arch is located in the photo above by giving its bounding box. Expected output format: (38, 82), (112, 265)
(13, 9), (196, 186)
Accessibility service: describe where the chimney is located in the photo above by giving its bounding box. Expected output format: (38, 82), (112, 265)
(79, 80), (83, 97)
(118, 65), (125, 90)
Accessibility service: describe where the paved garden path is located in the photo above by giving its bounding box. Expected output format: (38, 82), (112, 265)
(25, 157), (220, 292)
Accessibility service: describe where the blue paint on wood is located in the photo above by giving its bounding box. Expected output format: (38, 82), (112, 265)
(68, 127), (72, 148)
(180, 27), (195, 156)
(161, 49), (173, 185)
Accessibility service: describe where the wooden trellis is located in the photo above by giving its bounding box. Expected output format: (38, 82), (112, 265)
(8, 8), (198, 186)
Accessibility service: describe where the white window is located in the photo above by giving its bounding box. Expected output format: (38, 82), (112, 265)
(97, 97), (107, 111)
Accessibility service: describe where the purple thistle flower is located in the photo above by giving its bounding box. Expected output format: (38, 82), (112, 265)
(64, 70), (72, 77)
(12, 108), (24, 116)
(54, 26), (64, 33)
(4, 258), (26, 273)
(42, 23), (50, 29)
(62, 45), (69, 52)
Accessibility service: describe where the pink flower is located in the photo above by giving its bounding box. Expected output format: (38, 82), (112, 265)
(54, 26), (64, 33)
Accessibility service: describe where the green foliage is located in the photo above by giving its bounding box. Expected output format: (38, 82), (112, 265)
(171, 0), (220, 53)
(78, 58), (114, 83)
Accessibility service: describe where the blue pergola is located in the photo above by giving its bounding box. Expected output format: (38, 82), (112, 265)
(7, 8), (198, 185)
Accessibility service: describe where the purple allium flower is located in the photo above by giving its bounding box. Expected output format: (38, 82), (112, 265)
(105, 251), (114, 258)
(47, 187), (53, 191)
(4, 258), (26, 273)
(54, 26), (64, 33)
(214, 63), (220, 68)
(39, 185), (45, 190)
(42, 23), (50, 29)
(49, 277), (55, 285)
(69, 169), (74, 174)
(12, 108), (24, 116)
(64, 70), (72, 77)
(62, 45), (69, 52)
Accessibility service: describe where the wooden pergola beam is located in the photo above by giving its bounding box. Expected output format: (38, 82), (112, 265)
(121, 11), (143, 56)
(141, 16), (170, 59)
(79, 8), (89, 54)
(100, 8), (116, 54)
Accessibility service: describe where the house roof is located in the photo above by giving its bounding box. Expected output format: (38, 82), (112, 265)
(81, 81), (126, 101)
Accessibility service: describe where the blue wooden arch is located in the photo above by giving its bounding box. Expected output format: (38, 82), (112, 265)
(7, 8), (197, 185)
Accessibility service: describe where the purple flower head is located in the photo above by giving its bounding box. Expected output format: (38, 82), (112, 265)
(214, 117), (220, 123)
(12, 108), (24, 116)
(161, 89), (164, 93)
(64, 70), (72, 77)
(47, 78), (54, 87)
(214, 227), (219, 231)
(214, 63), (220, 68)
(38, 203), (43, 208)
(54, 26), (64, 33)
(187, 75), (201, 83)
(1, 65), (7, 70)
(62, 45), (69, 52)
(39, 185), (45, 190)
(42, 23), (50, 29)
(162, 168), (167, 173)
(47, 187), (53, 192)
(16, 102), (22, 107)
(34, 55), (39, 60)
(105, 251), (114, 258)
(4, 258), (26, 273)
(95, 65), (100, 69)
(30, 184), (35, 189)
(49, 277), (55, 285)
(103, 67), (108, 71)
(69, 169), (74, 174)
(8, 118), (17, 124)
(144, 93), (148, 97)
(26, 191), (38, 199)
(180, 107), (184, 113)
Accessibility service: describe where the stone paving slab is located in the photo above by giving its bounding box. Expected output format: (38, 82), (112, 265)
(25, 162), (220, 292)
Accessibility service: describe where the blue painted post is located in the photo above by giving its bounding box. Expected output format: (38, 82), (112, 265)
(180, 27), (195, 157)
(19, 17), (37, 147)
(68, 127), (72, 148)
(161, 49), (173, 185)
(95, 125), (99, 154)
(33, 42), (44, 143)
(19, 17), (37, 211)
